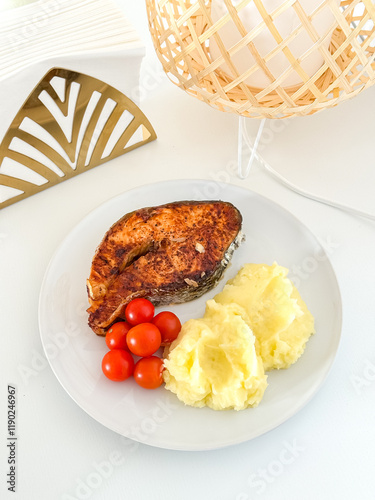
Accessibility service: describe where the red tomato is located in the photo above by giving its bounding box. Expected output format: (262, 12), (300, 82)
(125, 298), (155, 325)
(126, 323), (161, 357)
(152, 311), (181, 344)
(102, 350), (134, 381)
(134, 356), (164, 389)
(105, 322), (132, 350)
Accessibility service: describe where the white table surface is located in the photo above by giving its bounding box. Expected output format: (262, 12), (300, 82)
(2, 1), (375, 499)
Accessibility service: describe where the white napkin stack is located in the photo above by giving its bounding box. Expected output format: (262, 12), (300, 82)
(0, 0), (145, 81)
(0, 0), (147, 206)
(0, 0), (146, 134)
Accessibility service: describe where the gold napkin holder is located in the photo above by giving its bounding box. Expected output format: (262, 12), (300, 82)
(0, 68), (157, 209)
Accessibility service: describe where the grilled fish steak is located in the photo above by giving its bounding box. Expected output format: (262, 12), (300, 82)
(87, 201), (243, 335)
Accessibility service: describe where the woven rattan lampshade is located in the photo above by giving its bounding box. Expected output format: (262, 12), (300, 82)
(146, 0), (375, 118)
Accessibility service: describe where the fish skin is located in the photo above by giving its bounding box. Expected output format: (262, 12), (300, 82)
(87, 200), (243, 335)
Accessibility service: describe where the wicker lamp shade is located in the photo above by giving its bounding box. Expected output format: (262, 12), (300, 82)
(146, 0), (375, 118)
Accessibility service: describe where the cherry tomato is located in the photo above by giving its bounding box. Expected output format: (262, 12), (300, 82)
(126, 323), (161, 357)
(152, 311), (181, 344)
(134, 356), (164, 389)
(125, 298), (155, 325)
(102, 349), (134, 381)
(105, 322), (132, 350)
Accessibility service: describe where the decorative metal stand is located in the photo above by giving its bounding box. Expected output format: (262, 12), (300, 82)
(0, 68), (157, 209)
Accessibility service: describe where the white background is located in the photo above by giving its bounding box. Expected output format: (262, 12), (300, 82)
(1, 0), (375, 499)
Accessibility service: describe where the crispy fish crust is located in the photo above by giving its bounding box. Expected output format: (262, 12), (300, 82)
(87, 200), (243, 335)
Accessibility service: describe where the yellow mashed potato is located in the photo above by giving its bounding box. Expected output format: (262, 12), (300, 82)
(163, 263), (315, 411)
(214, 263), (315, 371)
(163, 300), (267, 411)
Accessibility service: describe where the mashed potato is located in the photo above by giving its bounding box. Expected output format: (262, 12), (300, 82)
(214, 263), (315, 370)
(163, 263), (315, 411)
(163, 300), (267, 411)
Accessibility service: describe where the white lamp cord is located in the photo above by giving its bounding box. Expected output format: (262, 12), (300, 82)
(237, 116), (375, 222)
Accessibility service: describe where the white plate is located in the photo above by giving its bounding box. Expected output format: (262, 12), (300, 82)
(38, 180), (342, 450)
